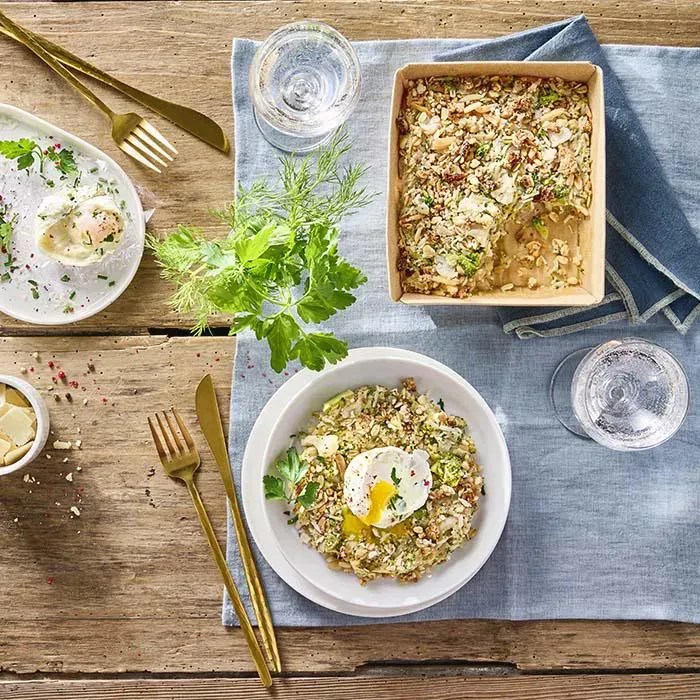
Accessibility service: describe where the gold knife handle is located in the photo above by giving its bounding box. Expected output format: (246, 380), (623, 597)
(0, 22), (229, 153)
(184, 477), (272, 688)
(0, 11), (114, 119)
(227, 483), (282, 673)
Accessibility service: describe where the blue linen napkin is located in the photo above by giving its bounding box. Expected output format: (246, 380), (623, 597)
(434, 16), (700, 337)
(224, 19), (700, 626)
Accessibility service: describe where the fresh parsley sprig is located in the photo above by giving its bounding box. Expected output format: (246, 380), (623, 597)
(0, 138), (77, 177)
(263, 448), (320, 518)
(148, 130), (373, 373)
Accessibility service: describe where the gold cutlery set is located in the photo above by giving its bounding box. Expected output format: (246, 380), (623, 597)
(0, 10), (229, 172)
(0, 8), (268, 685)
(148, 376), (278, 687)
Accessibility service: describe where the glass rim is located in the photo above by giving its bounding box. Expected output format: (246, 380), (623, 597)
(572, 337), (690, 451)
(248, 20), (362, 138)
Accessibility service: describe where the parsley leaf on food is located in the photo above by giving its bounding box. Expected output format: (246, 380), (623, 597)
(263, 474), (286, 500)
(276, 448), (308, 486)
(297, 482), (320, 510)
(264, 448), (320, 511)
(0, 139), (78, 177)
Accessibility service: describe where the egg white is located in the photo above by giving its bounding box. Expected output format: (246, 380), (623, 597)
(36, 187), (124, 266)
(343, 446), (432, 529)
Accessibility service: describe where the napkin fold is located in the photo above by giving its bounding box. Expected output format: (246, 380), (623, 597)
(435, 16), (700, 337)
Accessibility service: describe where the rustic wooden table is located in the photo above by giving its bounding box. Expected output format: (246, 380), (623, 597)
(0, 2), (698, 698)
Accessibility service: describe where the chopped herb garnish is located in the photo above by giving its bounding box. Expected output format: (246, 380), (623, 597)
(68, 290), (76, 300)
(457, 251), (482, 278)
(475, 143), (491, 159)
(97, 274), (108, 280)
(538, 90), (560, 107)
(437, 398), (445, 411)
(31, 287), (39, 300)
(27, 279), (38, 287)
(60, 274), (71, 282)
(531, 216), (549, 239)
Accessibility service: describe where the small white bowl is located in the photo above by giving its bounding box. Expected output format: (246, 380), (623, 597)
(253, 347), (511, 616)
(0, 375), (50, 477)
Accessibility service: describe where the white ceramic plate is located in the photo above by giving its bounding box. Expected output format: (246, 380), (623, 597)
(241, 347), (511, 617)
(0, 104), (145, 325)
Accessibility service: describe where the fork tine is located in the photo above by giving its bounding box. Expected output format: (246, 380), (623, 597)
(172, 407), (195, 450)
(156, 412), (177, 456)
(125, 133), (168, 168)
(139, 119), (178, 154)
(147, 416), (169, 462)
(164, 410), (185, 453)
(134, 125), (174, 162)
(120, 141), (161, 173)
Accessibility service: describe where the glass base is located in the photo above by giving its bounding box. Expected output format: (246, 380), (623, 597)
(549, 347), (593, 438)
(253, 109), (334, 154)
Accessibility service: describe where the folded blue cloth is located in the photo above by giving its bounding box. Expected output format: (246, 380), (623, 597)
(435, 16), (700, 336)
(224, 20), (700, 627)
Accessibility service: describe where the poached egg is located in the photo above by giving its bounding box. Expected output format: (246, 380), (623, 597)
(343, 446), (432, 530)
(36, 187), (124, 266)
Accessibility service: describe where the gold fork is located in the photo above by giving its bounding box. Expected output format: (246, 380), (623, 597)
(0, 10), (176, 173)
(148, 408), (272, 688)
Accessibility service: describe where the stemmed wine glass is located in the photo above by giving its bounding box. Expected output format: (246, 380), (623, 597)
(550, 338), (689, 450)
(249, 21), (361, 153)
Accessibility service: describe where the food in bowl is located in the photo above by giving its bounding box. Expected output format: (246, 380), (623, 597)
(396, 74), (592, 297)
(0, 382), (37, 465)
(263, 378), (484, 584)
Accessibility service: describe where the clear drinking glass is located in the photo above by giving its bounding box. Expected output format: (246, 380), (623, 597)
(550, 338), (689, 450)
(249, 21), (361, 153)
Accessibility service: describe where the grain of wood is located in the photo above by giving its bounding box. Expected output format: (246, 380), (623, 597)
(0, 1), (698, 333)
(2, 674), (700, 699)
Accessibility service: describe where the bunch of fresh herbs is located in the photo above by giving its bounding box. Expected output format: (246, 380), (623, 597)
(148, 131), (373, 373)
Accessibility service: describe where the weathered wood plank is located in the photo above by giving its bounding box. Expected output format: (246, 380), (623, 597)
(0, 334), (698, 676)
(3, 617), (700, 675)
(2, 674), (700, 699)
(0, 1), (698, 332)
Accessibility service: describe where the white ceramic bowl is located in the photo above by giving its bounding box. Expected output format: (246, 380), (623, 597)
(0, 375), (50, 476)
(250, 347), (511, 616)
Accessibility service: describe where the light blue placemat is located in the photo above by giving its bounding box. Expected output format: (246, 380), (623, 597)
(224, 19), (700, 626)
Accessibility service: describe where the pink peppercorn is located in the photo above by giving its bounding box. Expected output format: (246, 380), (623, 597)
(58, 370), (66, 380)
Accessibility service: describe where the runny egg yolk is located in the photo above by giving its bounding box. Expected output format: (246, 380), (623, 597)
(342, 510), (367, 536)
(360, 480), (396, 526)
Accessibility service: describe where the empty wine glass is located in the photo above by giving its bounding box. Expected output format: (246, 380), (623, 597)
(249, 21), (361, 153)
(550, 338), (689, 451)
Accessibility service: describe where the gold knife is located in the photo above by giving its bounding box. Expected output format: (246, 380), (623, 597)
(195, 374), (281, 673)
(0, 20), (229, 153)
